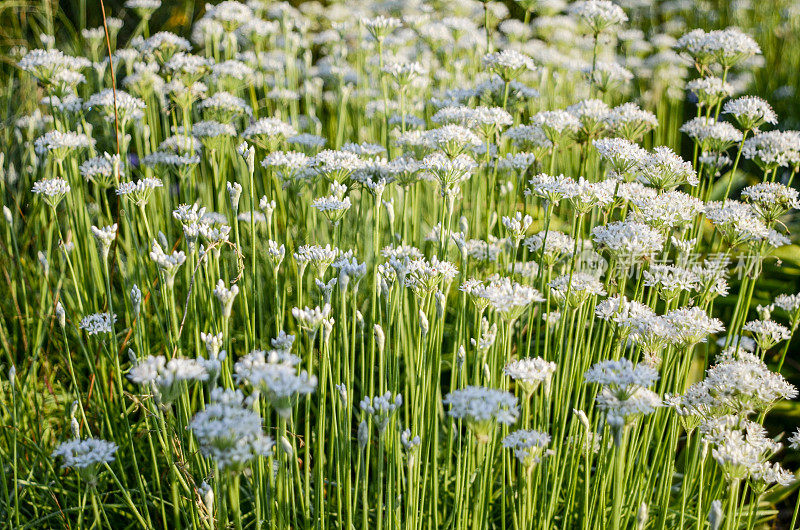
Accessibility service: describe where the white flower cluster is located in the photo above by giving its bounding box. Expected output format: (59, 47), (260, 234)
(421, 152), (477, 195)
(722, 96), (777, 130)
(567, 0), (628, 33)
(79, 312), (117, 335)
(676, 27), (761, 68)
(502, 430), (553, 468)
(362, 15), (402, 39)
(549, 272), (607, 307)
(85, 89), (145, 121)
(504, 357), (556, 395)
(150, 240), (186, 287)
(638, 146), (698, 189)
(531, 110), (580, 141)
(91, 224), (117, 260)
(774, 293), (800, 316)
(593, 137), (647, 174)
(234, 348), (317, 418)
(501, 212), (533, 243)
(128, 355), (211, 403)
(629, 190), (704, 230)
(213, 279), (240, 318)
(190, 120), (237, 139)
(126, 0), (160, 13)
(404, 256), (458, 298)
(189, 388), (274, 470)
(137, 31), (192, 56)
(198, 91), (252, 117)
(742, 130), (800, 170)
(605, 103), (658, 140)
(80, 154), (121, 186)
(642, 263), (727, 301)
(675, 347), (796, 422)
(700, 415), (790, 484)
(361, 391), (403, 433)
(686, 76), (733, 107)
(741, 182), (800, 223)
(591, 220), (664, 263)
(443, 386), (518, 442)
(311, 149), (365, 182)
(704, 200), (769, 246)
(52, 438), (118, 475)
(18, 48), (90, 85)
(741, 319), (791, 351)
(680, 117), (743, 152)
(294, 244), (339, 276)
(462, 275), (543, 320)
(481, 50), (535, 80)
(524, 230), (575, 264)
(116, 177), (164, 205)
(243, 117), (297, 141)
(34, 130), (95, 155)
(585, 359), (661, 436)
(291, 304), (331, 331)
(31, 178), (71, 206)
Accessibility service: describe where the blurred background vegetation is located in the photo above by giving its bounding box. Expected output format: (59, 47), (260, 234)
(1, 0), (799, 123)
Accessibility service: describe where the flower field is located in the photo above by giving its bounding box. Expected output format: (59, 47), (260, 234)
(2, 0), (800, 528)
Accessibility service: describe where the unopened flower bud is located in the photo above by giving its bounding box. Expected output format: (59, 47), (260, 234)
(213, 280), (239, 319)
(91, 224), (117, 262)
(226, 181), (242, 213)
(280, 436), (293, 457)
(382, 199), (395, 226)
(70, 401), (80, 437)
(636, 502), (648, 530)
(38, 251), (49, 276)
(55, 302), (66, 327)
(316, 278), (336, 304)
(259, 196), (276, 225)
(374, 324), (385, 354)
(419, 309), (429, 337)
(131, 284), (142, 318)
(338, 269), (351, 293)
(237, 141), (255, 175)
(322, 318), (334, 344)
(369, 178), (386, 202)
(574, 409), (591, 431)
(435, 291), (445, 318)
(358, 420), (369, 449)
(708, 500), (723, 530)
(335, 383), (347, 405)
(200, 482), (214, 515)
